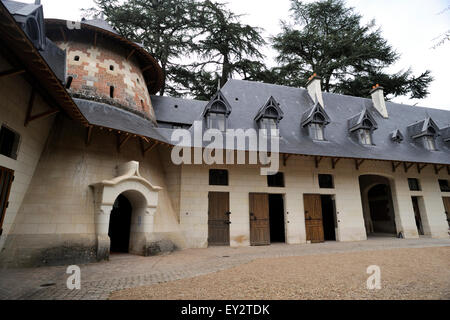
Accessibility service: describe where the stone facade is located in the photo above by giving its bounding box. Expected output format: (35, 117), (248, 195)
(179, 156), (450, 248)
(0, 117), (183, 267)
(0, 54), (55, 254)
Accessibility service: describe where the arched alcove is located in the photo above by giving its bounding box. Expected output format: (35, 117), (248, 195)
(359, 175), (397, 236)
(91, 161), (162, 260)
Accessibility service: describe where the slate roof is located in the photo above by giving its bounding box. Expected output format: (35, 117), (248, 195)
(152, 95), (206, 126)
(2, 0), (38, 15)
(81, 18), (119, 35)
(170, 79), (450, 165)
(75, 98), (172, 143)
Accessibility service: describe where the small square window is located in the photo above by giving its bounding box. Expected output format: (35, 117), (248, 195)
(0, 125), (20, 160)
(209, 169), (228, 186)
(318, 174), (334, 188)
(309, 123), (324, 140)
(408, 178), (421, 191)
(207, 113), (226, 131)
(267, 172), (284, 187)
(438, 179), (450, 192)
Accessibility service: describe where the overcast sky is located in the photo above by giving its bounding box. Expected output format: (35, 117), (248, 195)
(26, 0), (450, 110)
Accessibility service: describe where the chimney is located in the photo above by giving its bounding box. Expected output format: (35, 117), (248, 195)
(35, 0), (41, 5)
(306, 73), (324, 107)
(370, 84), (388, 118)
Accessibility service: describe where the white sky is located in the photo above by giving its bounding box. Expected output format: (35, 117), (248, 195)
(24, 0), (450, 110)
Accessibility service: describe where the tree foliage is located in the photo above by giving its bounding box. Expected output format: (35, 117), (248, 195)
(87, 0), (433, 101)
(271, 0), (433, 99)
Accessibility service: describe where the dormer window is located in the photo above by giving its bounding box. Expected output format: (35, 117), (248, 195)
(207, 111), (226, 131)
(358, 128), (372, 145)
(302, 102), (330, 141)
(203, 91), (232, 131)
(348, 108), (378, 146)
(407, 117), (439, 151)
(390, 129), (404, 143)
(423, 136), (435, 150)
(255, 96), (283, 137)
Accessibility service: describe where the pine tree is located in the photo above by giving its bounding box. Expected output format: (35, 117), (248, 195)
(271, 0), (433, 99)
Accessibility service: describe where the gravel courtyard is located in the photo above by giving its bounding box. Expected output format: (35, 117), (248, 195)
(1, 238), (449, 300)
(109, 246), (450, 300)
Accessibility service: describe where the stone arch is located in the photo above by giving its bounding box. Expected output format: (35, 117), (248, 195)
(91, 161), (162, 260)
(358, 174), (399, 237)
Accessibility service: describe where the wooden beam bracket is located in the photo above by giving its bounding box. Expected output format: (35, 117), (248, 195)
(283, 154), (291, 166)
(331, 157), (341, 169)
(117, 133), (131, 152)
(391, 161), (402, 172)
(85, 126), (93, 146)
(434, 164), (445, 175)
(314, 156), (323, 168)
(403, 162), (414, 173)
(0, 68), (25, 78)
(355, 159), (365, 170)
(417, 163), (427, 174)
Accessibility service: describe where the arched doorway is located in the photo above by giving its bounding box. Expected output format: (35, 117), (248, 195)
(108, 194), (132, 253)
(359, 175), (397, 236)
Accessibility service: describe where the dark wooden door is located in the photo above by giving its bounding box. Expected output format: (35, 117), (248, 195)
(411, 197), (424, 235)
(443, 197), (450, 228)
(249, 193), (270, 246)
(208, 192), (230, 246)
(0, 166), (14, 236)
(303, 194), (324, 243)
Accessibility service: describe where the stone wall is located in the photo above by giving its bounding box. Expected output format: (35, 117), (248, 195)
(0, 54), (55, 254)
(0, 117), (183, 268)
(179, 155), (450, 248)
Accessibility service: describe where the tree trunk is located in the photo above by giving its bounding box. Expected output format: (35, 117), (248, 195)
(220, 54), (230, 88)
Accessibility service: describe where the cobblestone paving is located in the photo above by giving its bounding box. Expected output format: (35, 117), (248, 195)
(0, 237), (449, 300)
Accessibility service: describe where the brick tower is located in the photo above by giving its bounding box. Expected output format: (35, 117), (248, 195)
(45, 18), (163, 122)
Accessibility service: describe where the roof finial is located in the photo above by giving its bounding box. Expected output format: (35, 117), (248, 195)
(217, 78), (221, 91)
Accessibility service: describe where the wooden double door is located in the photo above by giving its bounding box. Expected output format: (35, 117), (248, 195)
(249, 193), (271, 246)
(208, 192), (230, 246)
(303, 194), (325, 243)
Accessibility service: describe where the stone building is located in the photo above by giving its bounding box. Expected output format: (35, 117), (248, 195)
(0, 0), (449, 268)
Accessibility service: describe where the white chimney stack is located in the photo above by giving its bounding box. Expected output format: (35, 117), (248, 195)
(370, 84), (388, 118)
(306, 73), (324, 107)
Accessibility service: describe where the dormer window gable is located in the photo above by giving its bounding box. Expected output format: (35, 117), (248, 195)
(407, 117), (440, 151)
(202, 90), (232, 131)
(390, 129), (404, 143)
(301, 102), (330, 141)
(441, 126), (450, 142)
(348, 108), (378, 145)
(254, 96), (284, 136)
